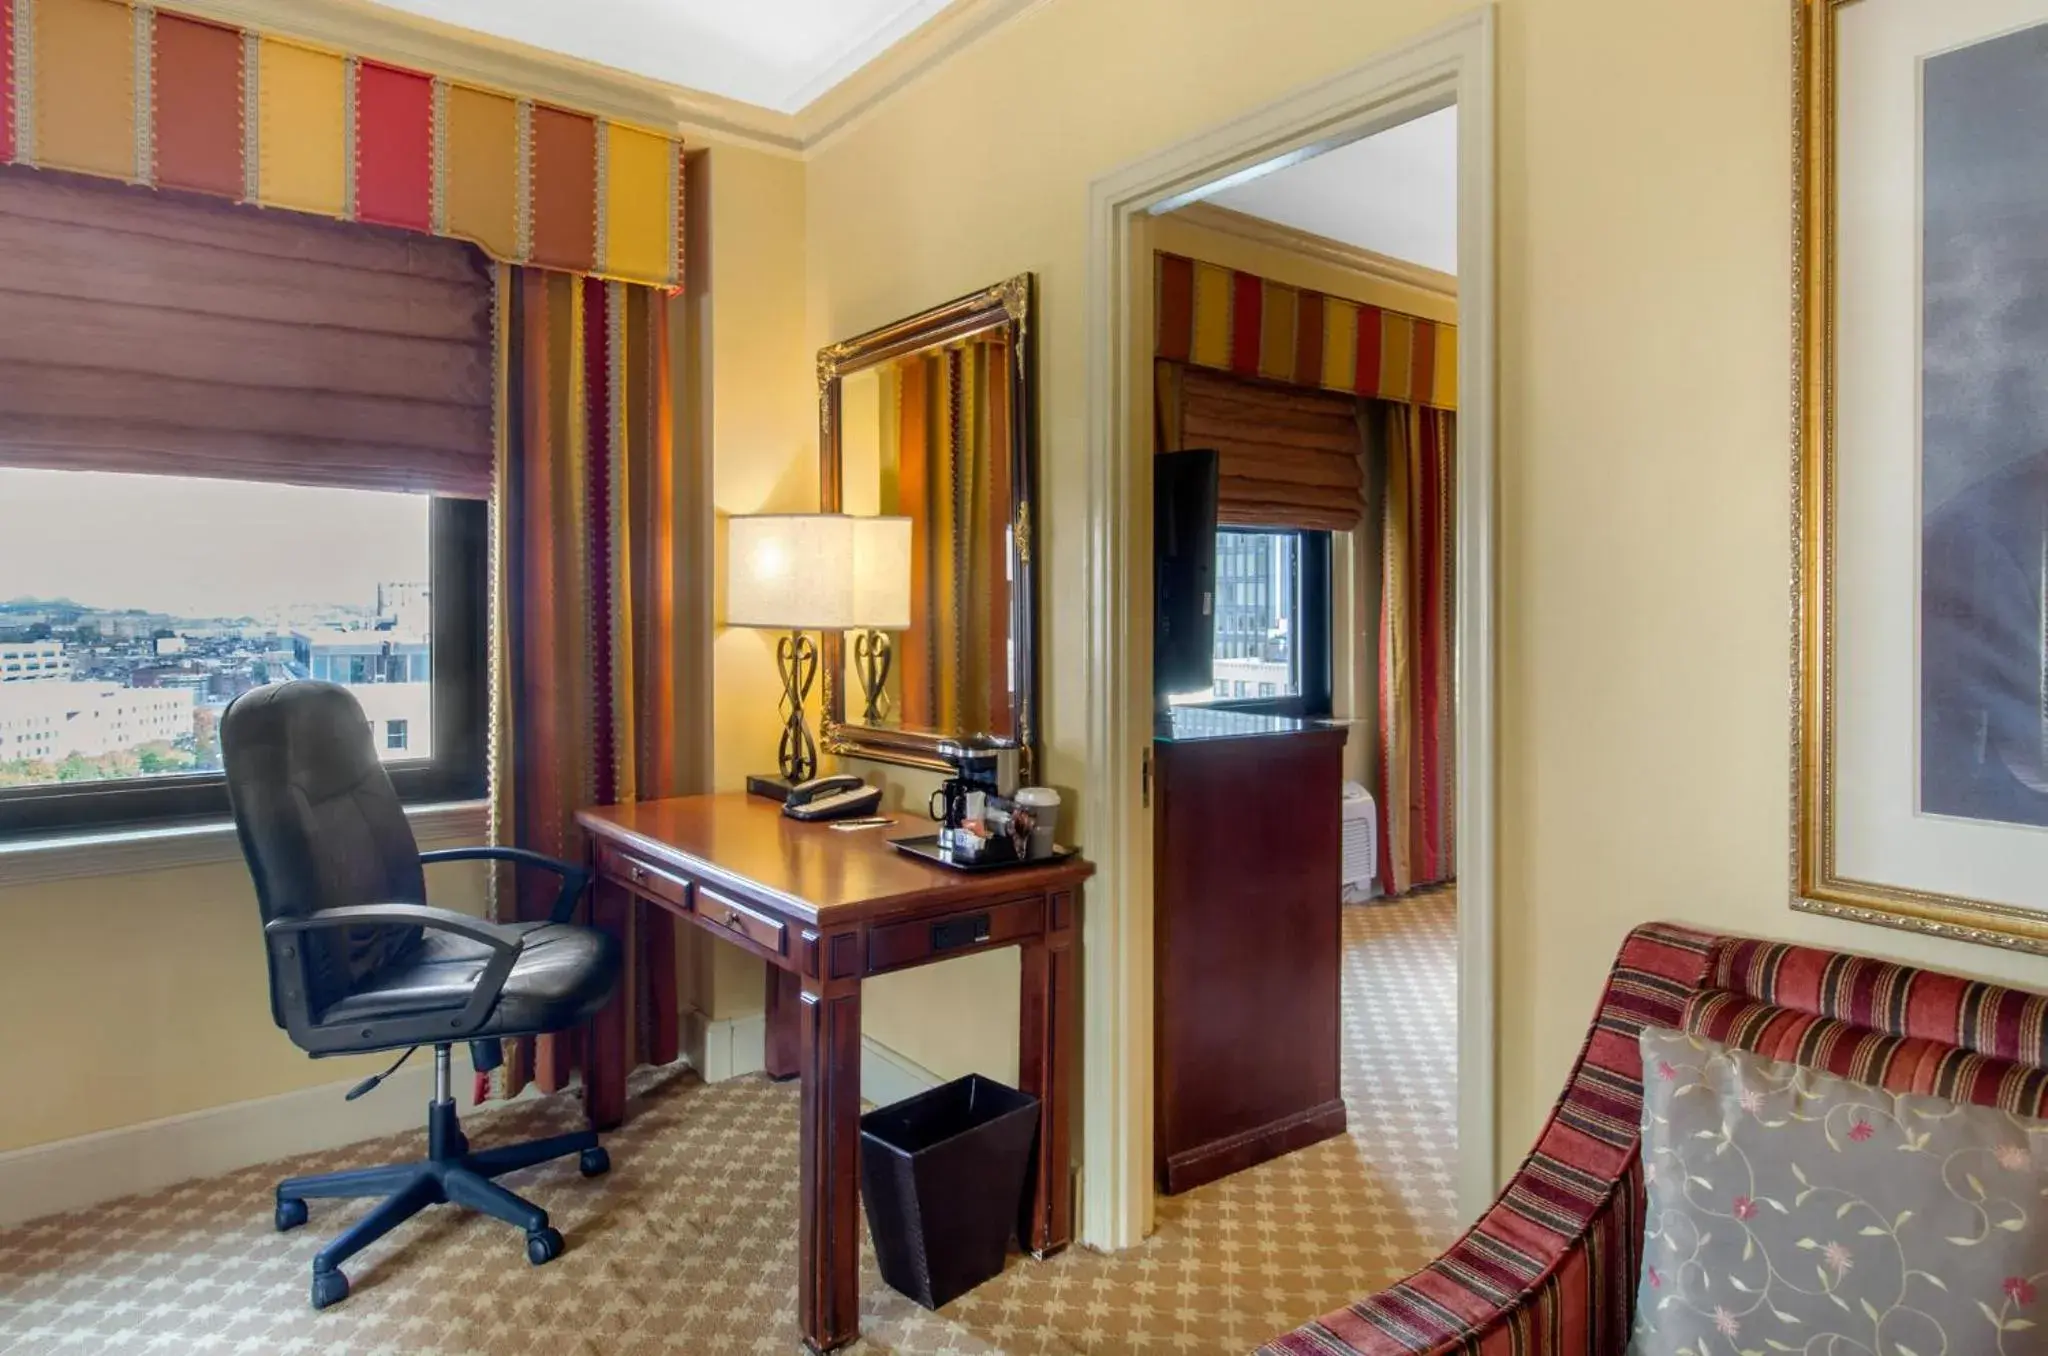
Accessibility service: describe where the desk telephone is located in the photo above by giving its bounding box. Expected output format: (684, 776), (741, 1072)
(782, 774), (884, 821)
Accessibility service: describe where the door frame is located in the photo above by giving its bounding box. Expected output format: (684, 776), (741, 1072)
(1080, 6), (1499, 1248)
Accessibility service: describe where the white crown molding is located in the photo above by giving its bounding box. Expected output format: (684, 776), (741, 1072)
(150, 0), (1045, 159)
(794, 0), (1051, 151)
(1164, 201), (1460, 301)
(0, 799), (488, 889)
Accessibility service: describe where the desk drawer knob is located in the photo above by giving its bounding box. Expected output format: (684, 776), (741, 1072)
(628, 864), (646, 883)
(721, 911), (745, 930)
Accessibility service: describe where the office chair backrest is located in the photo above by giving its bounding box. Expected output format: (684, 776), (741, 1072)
(222, 681), (428, 1029)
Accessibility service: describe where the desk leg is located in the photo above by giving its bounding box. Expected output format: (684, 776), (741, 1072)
(583, 873), (631, 1132)
(1018, 891), (1077, 1256)
(765, 966), (802, 1081)
(798, 973), (862, 1353)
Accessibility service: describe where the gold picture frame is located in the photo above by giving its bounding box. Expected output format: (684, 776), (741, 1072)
(1793, 0), (2048, 955)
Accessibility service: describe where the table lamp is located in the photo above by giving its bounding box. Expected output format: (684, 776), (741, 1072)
(727, 513), (911, 797)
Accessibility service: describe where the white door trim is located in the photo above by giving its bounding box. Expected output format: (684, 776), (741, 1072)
(1080, 6), (1499, 1248)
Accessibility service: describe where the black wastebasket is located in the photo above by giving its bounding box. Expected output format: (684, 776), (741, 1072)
(859, 1074), (1040, 1309)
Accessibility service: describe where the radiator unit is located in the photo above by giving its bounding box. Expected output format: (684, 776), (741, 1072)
(1341, 782), (1378, 903)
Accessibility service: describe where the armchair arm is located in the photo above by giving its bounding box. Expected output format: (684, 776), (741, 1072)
(418, 846), (590, 924)
(265, 904), (526, 1036)
(1257, 922), (1720, 1356)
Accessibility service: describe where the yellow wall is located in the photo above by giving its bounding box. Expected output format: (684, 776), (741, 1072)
(0, 843), (488, 1152)
(696, 141), (815, 1027)
(801, 0), (2048, 1174)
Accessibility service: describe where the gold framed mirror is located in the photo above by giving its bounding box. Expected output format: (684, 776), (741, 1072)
(818, 274), (1037, 778)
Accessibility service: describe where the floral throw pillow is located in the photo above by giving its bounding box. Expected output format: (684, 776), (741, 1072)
(1628, 1026), (2047, 1356)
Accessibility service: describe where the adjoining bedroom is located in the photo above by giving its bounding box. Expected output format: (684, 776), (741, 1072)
(1146, 103), (1468, 1294)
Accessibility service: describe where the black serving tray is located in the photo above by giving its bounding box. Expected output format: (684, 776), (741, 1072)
(887, 833), (1078, 873)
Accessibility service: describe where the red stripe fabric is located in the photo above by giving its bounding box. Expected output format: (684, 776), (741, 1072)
(584, 275), (616, 806)
(1411, 318), (1436, 405)
(354, 61), (434, 232)
(1295, 289), (1324, 387)
(1229, 271), (1264, 375)
(1354, 304), (1384, 397)
(152, 16), (244, 198)
(1414, 412), (1442, 883)
(1156, 253), (1195, 363)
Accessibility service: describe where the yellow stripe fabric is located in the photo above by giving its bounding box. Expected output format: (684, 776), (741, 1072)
(34, 0), (135, 177)
(1432, 325), (1458, 409)
(444, 84), (520, 263)
(1257, 282), (1296, 383)
(1189, 260), (1233, 370)
(1321, 298), (1358, 393)
(257, 39), (346, 215)
(1378, 311), (1415, 403)
(604, 123), (673, 287)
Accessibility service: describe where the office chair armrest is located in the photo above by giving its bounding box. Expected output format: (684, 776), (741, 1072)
(418, 846), (591, 925)
(265, 903), (524, 952)
(266, 905), (527, 1037)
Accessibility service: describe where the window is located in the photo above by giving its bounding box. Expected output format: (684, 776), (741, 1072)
(0, 469), (487, 836)
(1168, 527), (1333, 717)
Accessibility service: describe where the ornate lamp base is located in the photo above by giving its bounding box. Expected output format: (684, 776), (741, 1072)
(775, 629), (819, 786)
(853, 628), (893, 725)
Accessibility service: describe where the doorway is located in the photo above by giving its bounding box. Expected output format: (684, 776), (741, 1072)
(1079, 10), (1497, 1252)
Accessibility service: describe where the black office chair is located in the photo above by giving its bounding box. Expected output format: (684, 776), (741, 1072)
(222, 681), (621, 1310)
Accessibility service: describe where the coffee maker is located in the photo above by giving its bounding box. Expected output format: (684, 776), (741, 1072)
(928, 740), (1024, 860)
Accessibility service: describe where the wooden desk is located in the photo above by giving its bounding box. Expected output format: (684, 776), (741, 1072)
(574, 793), (1091, 1354)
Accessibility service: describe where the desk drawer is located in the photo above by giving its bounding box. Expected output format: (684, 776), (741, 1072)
(597, 844), (692, 911)
(696, 885), (788, 957)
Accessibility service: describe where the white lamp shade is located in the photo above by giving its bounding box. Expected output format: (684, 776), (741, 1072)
(727, 513), (912, 631)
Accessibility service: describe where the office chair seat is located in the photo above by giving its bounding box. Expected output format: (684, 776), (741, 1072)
(320, 922), (617, 1032)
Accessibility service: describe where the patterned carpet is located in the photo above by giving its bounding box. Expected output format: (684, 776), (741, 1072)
(0, 889), (1459, 1355)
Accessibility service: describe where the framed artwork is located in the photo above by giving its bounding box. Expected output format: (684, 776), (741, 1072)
(1796, 0), (2048, 954)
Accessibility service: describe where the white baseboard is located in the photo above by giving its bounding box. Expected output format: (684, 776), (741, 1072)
(702, 1010), (943, 1106)
(0, 1064), (448, 1229)
(0, 1028), (947, 1230)
(859, 1036), (944, 1107)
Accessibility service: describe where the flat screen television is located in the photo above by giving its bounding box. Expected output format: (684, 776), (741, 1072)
(1154, 448), (1219, 708)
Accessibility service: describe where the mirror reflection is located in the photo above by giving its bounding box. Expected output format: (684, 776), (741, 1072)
(836, 333), (1017, 742)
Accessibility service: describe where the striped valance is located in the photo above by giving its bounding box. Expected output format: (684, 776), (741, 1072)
(1156, 252), (1455, 411)
(0, 0), (685, 288)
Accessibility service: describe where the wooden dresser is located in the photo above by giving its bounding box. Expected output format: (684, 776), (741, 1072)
(1152, 708), (1349, 1194)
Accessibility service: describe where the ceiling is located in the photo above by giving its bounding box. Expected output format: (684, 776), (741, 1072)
(1200, 107), (1459, 276)
(362, 0), (960, 113)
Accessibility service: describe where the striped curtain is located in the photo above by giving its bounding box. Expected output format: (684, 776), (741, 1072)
(1378, 403), (1456, 896)
(1154, 252), (1456, 411)
(486, 265), (682, 1100)
(881, 338), (1013, 738)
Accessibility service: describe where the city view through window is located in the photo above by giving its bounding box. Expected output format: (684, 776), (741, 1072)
(1170, 529), (1300, 705)
(0, 470), (433, 789)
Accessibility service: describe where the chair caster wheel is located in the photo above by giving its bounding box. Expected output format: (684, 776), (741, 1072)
(275, 1197), (308, 1232)
(578, 1147), (610, 1178)
(526, 1226), (565, 1266)
(310, 1268), (349, 1309)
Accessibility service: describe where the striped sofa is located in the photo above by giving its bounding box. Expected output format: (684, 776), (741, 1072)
(1260, 923), (2048, 1355)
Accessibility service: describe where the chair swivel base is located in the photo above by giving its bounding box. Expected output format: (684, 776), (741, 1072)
(274, 1094), (609, 1309)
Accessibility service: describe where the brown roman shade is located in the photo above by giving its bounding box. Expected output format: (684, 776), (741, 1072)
(0, 164), (493, 497)
(1156, 361), (1366, 531)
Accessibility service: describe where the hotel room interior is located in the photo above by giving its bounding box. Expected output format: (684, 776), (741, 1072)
(1, 1), (2045, 1354)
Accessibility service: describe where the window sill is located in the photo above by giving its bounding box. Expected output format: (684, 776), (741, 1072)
(0, 800), (490, 889)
